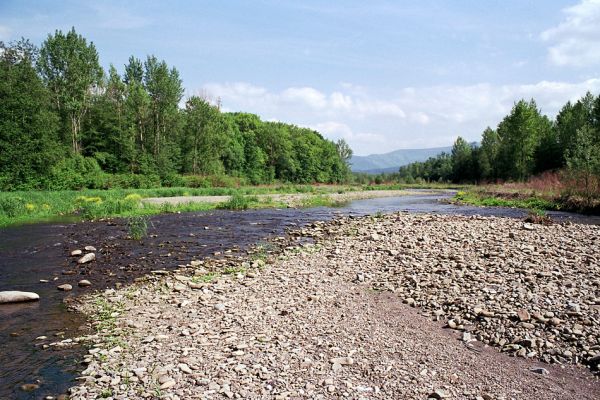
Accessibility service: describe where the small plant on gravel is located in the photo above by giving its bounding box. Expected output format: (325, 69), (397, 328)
(218, 193), (256, 210)
(127, 215), (149, 240)
(100, 389), (113, 398)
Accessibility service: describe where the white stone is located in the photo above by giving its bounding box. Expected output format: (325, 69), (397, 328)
(0, 291), (40, 304)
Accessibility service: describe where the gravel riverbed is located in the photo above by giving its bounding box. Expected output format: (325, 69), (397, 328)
(68, 212), (600, 399)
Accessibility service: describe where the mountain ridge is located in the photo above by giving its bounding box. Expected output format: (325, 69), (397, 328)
(350, 145), (452, 173)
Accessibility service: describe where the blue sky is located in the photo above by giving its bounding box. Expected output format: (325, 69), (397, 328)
(1, 1), (600, 155)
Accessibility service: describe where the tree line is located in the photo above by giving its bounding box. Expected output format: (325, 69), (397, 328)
(0, 28), (352, 191)
(398, 94), (600, 188)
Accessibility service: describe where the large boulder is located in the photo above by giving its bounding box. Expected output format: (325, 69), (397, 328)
(0, 291), (40, 304)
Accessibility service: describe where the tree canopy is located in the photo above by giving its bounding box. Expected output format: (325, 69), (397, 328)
(0, 29), (352, 190)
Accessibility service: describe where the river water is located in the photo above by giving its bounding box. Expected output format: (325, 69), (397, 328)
(1, 191), (598, 398)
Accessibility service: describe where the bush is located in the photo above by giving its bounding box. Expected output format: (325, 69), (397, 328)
(218, 194), (256, 210)
(127, 215), (149, 240)
(0, 196), (26, 217)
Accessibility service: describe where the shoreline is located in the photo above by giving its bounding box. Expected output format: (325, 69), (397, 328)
(141, 189), (447, 207)
(68, 212), (599, 399)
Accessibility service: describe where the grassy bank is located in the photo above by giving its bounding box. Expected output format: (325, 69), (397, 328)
(0, 183), (461, 228)
(0, 185), (335, 227)
(453, 185), (600, 215)
(453, 189), (559, 212)
(0, 184), (393, 227)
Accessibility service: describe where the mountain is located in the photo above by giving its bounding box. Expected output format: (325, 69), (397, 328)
(350, 145), (452, 173)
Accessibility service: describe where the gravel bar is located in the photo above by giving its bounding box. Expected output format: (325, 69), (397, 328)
(69, 212), (599, 399)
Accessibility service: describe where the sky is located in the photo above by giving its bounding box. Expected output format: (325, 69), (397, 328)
(1, 1), (600, 155)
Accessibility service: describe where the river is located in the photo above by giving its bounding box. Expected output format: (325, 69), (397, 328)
(1, 191), (598, 399)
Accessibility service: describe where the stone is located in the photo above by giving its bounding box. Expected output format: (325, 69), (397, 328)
(523, 223), (535, 231)
(20, 383), (39, 392)
(330, 357), (353, 365)
(530, 367), (549, 375)
(214, 303), (226, 311)
(78, 280), (92, 287)
(517, 309), (530, 322)
(57, 284), (72, 291)
(84, 246), (97, 251)
(429, 389), (449, 399)
(178, 363), (193, 374)
(586, 354), (600, 371)
(0, 291), (40, 304)
(159, 379), (176, 390)
(70, 249), (82, 256)
(77, 253), (96, 264)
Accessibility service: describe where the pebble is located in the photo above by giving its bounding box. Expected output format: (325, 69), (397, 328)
(0, 291), (40, 304)
(57, 284), (72, 291)
(78, 280), (92, 287)
(77, 253), (96, 264)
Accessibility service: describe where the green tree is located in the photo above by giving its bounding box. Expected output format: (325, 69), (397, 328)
(143, 55), (183, 161)
(565, 125), (600, 206)
(182, 97), (224, 174)
(38, 27), (103, 153)
(496, 99), (550, 180)
(0, 39), (62, 189)
(451, 136), (473, 182)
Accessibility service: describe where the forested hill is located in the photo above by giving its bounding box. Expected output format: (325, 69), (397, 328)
(350, 146), (452, 172)
(0, 29), (353, 191)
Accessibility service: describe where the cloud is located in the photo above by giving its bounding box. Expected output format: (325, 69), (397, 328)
(201, 79), (600, 155)
(541, 0), (600, 67)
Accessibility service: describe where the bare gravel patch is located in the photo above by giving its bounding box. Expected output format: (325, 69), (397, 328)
(69, 213), (599, 399)
(142, 189), (441, 207)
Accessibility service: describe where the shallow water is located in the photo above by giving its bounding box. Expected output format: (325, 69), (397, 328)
(1, 191), (598, 398)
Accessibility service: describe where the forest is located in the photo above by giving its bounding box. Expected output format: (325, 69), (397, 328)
(397, 93), (600, 197)
(0, 28), (352, 192)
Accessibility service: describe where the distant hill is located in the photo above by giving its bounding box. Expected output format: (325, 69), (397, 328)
(350, 145), (452, 173)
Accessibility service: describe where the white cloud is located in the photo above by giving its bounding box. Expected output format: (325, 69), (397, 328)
(282, 87), (328, 109)
(541, 0), (600, 67)
(201, 79), (600, 155)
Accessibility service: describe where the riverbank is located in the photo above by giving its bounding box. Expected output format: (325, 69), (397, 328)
(68, 212), (599, 399)
(453, 184), (600, 215)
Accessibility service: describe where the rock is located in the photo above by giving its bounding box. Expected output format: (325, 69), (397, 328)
(77, 253), (95, 264)
(57, 284), (72, 291)
(0, 291), (40, 304)
(78, 280), (91, 287)
(586, 354), (600, 371)
(214, 303), (226, 311)
(429, 389), (449, 399)
(523, 223), (535, 231)
(517, 309), (530, 322)
(178, 363), (193, 374)
(159, 379), (176, 390)
(70, 249), (82, 256)
(530, 367), (549, 375)
(84, 246), (97, 251)
(20, 383), (39, 392)
(330, 357), (354, 365)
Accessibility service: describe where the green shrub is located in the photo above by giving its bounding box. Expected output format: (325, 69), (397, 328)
(127, 215), (149, 240)
(218, 194), (256, 210)
(0, 196), (26, 217)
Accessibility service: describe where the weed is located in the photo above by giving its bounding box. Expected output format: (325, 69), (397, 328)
(191, 272), (219, 283)
(127, 215), (149, 240)
(218, 194), (257, 210)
